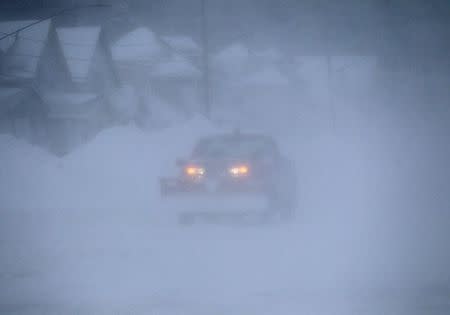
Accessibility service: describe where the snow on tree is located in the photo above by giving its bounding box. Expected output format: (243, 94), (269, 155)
(161, 35), (201, 57)
(111, 27), (163, 64)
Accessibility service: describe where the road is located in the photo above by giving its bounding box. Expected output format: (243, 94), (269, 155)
(1, 204), (449, 315)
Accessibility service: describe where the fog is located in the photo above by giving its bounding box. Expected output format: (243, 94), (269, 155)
(0, 1), (449, 314)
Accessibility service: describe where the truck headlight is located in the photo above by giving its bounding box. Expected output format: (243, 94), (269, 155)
(228, 165), (249, 177)
(185, 166), (205, 176)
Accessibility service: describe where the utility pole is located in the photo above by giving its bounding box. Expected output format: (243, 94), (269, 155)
(324, 5), (336, 131)
(200, 0), (211, 119)
(326, 53), (336, 130)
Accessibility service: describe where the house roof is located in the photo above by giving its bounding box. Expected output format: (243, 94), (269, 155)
(0, 21), (25, 53)
(151, 54), (201, 78)
(56, 27), (101, 83)
(0, 20), (50, 78)
(111, 27), (162, 63)
(0, 8), (60, 22)
(161, 35), (201, 55)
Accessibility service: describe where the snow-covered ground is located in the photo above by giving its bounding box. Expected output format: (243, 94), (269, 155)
(1, 113), (449, 314)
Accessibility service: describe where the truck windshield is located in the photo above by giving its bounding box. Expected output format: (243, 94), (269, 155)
(192, 135), (277, 159)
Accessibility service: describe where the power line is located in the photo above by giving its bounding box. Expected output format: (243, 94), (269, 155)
(0, 8), (68, 42)
(0, 4), (111, 42)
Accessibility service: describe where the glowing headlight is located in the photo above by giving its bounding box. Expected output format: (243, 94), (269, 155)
(228, 165), (249, 177)
(185, 166), (205, 176)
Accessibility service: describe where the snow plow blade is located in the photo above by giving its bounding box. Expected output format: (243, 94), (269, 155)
(161, 193), (270, 216)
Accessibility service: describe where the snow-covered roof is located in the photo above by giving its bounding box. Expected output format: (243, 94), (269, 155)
(112, 27), (162, 63)
(151, 54), (201, 78)
(0, 21), (26, 53)
(161, 35), (201, 55)
(0, 20), (42, 52)
(0, 20), (50, 78)
(240, 66), (289, 87)
(56, 27), (101, 82)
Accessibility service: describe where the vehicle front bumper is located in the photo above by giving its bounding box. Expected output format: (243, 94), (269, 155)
(160, 193), (270, 216)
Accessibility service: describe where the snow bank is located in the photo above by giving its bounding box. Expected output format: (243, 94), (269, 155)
(109, 85), (139, 122)
(145, 93), (185, 128)
(0, 115), (220, 213)
(0, 134), (60, 211)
